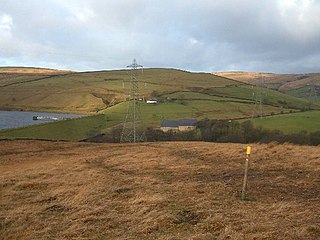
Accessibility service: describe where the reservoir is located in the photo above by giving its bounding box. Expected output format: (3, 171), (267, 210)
(0, 110), (84, 130)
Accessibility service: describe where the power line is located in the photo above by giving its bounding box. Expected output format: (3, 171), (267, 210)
(251, 74), (264, 119)
(120, 59), (146, 143)
(307, 79), (318, 109)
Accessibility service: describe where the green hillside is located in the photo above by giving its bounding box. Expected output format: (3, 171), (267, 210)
(1, 68), (320, 141)
(0, 69), (238, 114)
(286, 85), (320, 102)
(251, 111), (320, 134)
(1, 68), (317, 113)
(215, 71), (320, 101)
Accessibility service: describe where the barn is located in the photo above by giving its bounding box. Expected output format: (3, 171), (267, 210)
(160, 119), (197, 132)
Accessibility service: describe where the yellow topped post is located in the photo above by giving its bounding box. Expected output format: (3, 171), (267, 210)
(241, 146), (251, 200)
(246, 146), (251, 155)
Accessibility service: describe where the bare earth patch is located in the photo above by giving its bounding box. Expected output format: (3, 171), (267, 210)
(0, 140), (319, 239)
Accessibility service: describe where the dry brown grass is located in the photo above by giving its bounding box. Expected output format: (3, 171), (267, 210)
(214, 72), (277, 84)
(215, 72), (320, 91)
(0, 68), (72, 75)
(1, 140), (319, 239)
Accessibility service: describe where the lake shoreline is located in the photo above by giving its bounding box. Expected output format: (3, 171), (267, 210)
(0, 107), (94, 115)
(0, 110), (86, 131)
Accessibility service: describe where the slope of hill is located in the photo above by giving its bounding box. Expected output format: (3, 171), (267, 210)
(1, 140), (319, 239)
(0, 68), (239, 113)
(214, 72), (320, 89)
(251, 110), (320, 133)
(214, 72), (320, 99)
(1, 68), (320, 140)
(1, 68), (316, 114)
(0, 66), (73, 75)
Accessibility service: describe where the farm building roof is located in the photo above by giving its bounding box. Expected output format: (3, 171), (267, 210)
(160, 119), (197, 127)
(160, 120), (179, 128)
(178, 119), (197, 126)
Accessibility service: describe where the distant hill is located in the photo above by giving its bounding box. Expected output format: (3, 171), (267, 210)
(0, 66), (73, 75)
(0, 68), (241, 113)
(214, 72), (320, 99)
(0, 67), (318, 114)
(1, 67), (320, 141)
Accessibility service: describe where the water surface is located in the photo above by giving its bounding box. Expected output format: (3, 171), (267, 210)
(0, 110), (84, 130)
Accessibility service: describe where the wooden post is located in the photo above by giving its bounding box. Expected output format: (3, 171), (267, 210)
(241, 146), (251, 200)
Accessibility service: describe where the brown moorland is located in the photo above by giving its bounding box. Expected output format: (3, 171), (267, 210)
(0, 67), (73, 75)
(214, 72), (320, 91)
(0, 140), (319, 239)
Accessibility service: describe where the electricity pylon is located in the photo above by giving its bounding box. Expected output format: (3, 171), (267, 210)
(120, 59), (146, 143)
(307, 80), (318, 109)
(251, 74), (264, 119)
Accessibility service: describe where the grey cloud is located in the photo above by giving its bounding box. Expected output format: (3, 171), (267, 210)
(0, 0), (320, 73)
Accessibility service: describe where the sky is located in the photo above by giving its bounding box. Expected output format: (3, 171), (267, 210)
(0, 0), (320, 73)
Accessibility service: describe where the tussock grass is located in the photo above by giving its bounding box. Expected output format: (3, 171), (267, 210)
(1, 141), (319, 239)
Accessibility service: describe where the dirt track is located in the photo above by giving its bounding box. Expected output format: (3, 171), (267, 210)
(1, 140), (319, 239)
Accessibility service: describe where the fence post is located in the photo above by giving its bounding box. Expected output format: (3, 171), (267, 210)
(241, 146), (251, 200)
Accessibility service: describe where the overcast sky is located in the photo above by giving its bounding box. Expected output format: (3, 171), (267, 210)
(1, 0), (320, 73)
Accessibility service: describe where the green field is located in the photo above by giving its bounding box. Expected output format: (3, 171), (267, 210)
(0, 69), (238, 114)
(264, 83), (281, 90)
(285, 86), (320, 102)
(1, 68), (318, 113)
(0, 99), (302, 141)
(251, 111), (320, 133)
(0, 114), (109, 141)
(202, 84), (318, 110)
(1, 68), (320, 141)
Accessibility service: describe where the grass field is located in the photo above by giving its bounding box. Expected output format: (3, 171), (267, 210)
(1, 68), (319, 141)
(2, 103), (317, 141)
(1, 140), (319, 239)
(286, 86), (320, 101)
(0, 113), (123, 141)
(1, 68), (317, 114)
(202, 84), (318, 110)
(0, 68), (238, 114)
(252, 111), (320, 133)
(0, 99), (294, 141)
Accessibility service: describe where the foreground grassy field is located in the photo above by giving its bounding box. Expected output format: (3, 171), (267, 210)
(1, 140), (319, 239)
